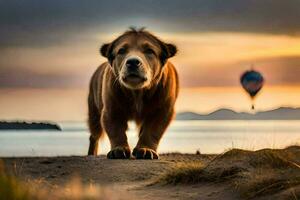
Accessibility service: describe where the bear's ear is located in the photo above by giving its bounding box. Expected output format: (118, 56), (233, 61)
(100, 43), (114, 65)
(160, 43), (177, 65)
(100, 43), (111, 58)
(165, 43), (177, 58)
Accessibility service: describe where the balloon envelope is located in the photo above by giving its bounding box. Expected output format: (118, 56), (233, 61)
(240, 70), (264, 98)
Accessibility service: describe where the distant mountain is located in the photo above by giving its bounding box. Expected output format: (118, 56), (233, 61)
(0, 121), (61, 130)
(176, 107), (300, 120)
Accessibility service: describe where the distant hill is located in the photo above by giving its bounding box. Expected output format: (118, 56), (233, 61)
(176, 107), (300, 120)
(0, 121), (61, 130)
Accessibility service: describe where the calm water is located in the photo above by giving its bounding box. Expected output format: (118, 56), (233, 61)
(0, 120), (299, 157)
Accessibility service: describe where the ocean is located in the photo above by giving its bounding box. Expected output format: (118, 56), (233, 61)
(0, 120), (299, 157)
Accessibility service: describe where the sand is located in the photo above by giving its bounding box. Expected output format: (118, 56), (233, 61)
(2, 147), (300, 200)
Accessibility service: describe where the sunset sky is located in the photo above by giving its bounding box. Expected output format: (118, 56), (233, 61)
(1, 0), (300, 121)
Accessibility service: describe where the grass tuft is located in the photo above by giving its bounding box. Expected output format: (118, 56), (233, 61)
(156, 146), (300, 199)
(158, 163), (204, 184)
(249, 149), (299, 168)
(238, 176), (300, 199)
(157, 162), (246, 185)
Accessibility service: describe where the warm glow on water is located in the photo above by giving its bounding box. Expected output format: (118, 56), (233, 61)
(0, 121), (299, 156)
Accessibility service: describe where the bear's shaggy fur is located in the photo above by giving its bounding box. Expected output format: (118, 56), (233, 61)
(88, 28), (179, 159)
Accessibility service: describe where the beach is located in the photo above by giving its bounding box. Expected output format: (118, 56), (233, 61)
(2, 146), (299, 200)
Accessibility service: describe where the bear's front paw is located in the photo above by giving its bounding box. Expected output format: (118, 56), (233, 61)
(132, 147), (159, 159)
(107, 146), (131, 159)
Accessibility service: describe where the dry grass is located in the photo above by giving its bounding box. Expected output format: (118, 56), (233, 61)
(156, 146), (300, 199)
(155, 163), (205, 184)
(0, 160), (130, 200)
(0, 160), (37, 200)
(157, 162), (245, 185)
(236, 170), (300, 199)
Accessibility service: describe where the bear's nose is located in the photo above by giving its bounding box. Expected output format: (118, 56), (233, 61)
(126, 58), (141, 71)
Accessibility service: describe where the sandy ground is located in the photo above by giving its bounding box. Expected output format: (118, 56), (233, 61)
(2, 150), (299, 200)
(1, 154), (238, 200)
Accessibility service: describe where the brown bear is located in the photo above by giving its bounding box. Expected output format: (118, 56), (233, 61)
(87, 28), (179, 159)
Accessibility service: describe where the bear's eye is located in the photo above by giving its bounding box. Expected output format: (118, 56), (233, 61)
(117, 47), (126, 55)
(144, 48), (155, 55)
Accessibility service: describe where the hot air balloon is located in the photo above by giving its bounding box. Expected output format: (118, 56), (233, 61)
(240, 69), (264, 110)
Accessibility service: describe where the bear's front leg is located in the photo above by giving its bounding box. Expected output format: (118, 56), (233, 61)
(133, 108), (174, 159)
(102, 110), (130, 159)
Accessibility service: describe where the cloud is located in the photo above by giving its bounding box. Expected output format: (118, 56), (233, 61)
(0, 0), (300, 48)
(1, 1), (300, 88)
(1, 56), (300, 88)
(0, 67), (89, 88)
